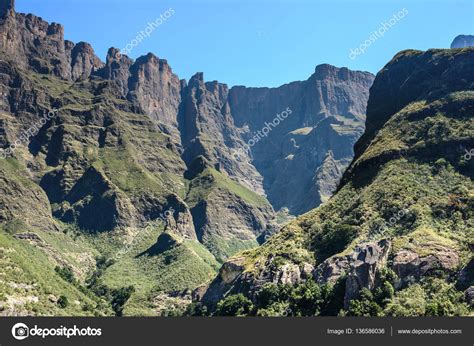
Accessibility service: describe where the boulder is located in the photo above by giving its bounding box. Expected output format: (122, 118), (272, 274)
(313, 255), (350, 284)
(344, 239), (391, 308)
(392, 248), (460, 285)
(465, 286), (474, 307)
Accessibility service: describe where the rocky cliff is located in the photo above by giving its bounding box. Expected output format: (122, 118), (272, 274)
(229, 64), (374, 214)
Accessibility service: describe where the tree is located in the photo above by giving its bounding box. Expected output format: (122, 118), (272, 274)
(57, 295), (69, 308)
(111, 286), (135, 316)
(215, 294), (253, 316)
(347, 288), (382, 316)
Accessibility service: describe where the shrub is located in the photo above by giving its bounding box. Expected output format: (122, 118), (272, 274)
(313, 223), (357, 262)
(57, 295), (69, 309)
(215, 294), (253, 316)
(347, 288), (382, 316)
(55, 266), (75, 284)
(111, 286), (135, 316)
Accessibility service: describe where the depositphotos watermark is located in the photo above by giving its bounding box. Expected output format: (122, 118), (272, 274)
(233, 107), (292, 160)
(463, 148), (474, 160)
(0, 108), (59, 159)
(349, 8), (408, 60)
(117, 8), (175, 58)
(11, 323), (101, 341)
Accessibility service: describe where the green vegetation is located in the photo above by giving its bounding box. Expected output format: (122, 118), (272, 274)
(0, 228), (110, 316)
(86, 227), (219, 316)
(383, 278), (469, 316)
(186, 168), (269, 208)
(215, 294), (253, 316)
(191, 279), (346, 317)
(199, 269), (469, 317)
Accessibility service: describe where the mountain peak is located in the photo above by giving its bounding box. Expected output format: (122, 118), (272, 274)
(190, 72), (204, 84)
(451, 34), (474, 48)
(313, 63), (373, 82)
(314, 63), (340, 77)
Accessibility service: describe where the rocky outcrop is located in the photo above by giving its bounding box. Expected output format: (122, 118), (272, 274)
(344, 239), (391, 308)
(392, 248), (460, 285)
(451, 35), (474, 48)
(200, 255), (314, 306)
(127, 53), (182, 140)
(198, 257), (246, 306)
(0, 0), (14, 20)
(313, 255), (350, 284)
(97, 47), (133, 96)
(457, 258), (474, 290)
(0, 7), (103, 81)
(179, 73), (264, 194)
(70, 42), (103, 81)
(465, 286), (474, 307)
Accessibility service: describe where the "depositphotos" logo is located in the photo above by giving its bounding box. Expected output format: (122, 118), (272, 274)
(11, 322), (102, 341)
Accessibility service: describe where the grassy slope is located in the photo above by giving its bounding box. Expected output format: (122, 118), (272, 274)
(186, 167), (272, 261)
(0, 227), (110, 316)
(97, 226), (219, 316)
(186, 167), (269, 209)
(242, 92), (473, 272)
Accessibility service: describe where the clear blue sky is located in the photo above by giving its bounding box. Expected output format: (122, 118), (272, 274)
(16, 0), (474, 87)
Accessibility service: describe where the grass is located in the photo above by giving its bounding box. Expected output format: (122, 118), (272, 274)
(186, 168), (270, 208)
(99, 229), (219, 316)
(0, 228), (108, 316)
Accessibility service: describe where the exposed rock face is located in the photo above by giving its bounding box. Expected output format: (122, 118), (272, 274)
(200, 255), (314, 306)
(228, 65), (374, 214)
(127, 53), (182, 141)
(310, 239), (392, 307)
(199, 257), (246, 307)
(179, 73), (264, 194)
(466, 286), (474, 307)
(313, 255), (350, 284)
(344, 239), (391, 308)
(97, 47), (133, 96)
(457, 258), (474, 290)
(0, 0), (14, 19)
(392, 248), (460, 285)
(451, 35), (474, 48)
(70, 42), (103, 81)
(0, 8), (103, 81)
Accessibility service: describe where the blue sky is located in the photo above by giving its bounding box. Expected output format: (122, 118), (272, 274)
(16, 0), (474, 87)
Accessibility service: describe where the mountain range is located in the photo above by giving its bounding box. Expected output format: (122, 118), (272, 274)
(0, 0), (472, 317)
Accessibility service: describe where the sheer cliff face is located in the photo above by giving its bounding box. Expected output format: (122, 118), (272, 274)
(229, 65), (374, 213)
(90, 50), (375, 215)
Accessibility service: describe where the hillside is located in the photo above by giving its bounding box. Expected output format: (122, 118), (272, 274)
(199, 48), (474, 317)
